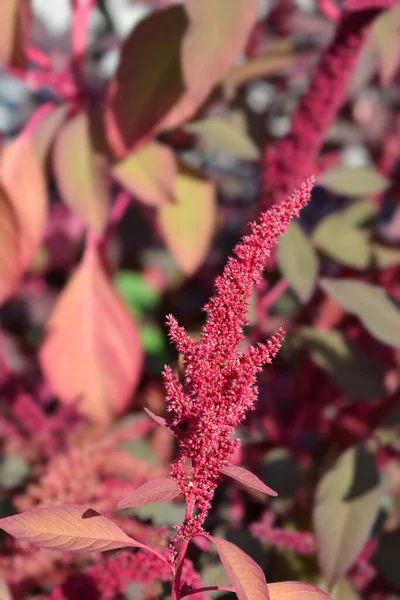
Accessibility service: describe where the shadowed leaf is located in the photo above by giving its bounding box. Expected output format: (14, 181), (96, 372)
(158, 168), (216, 276)
(268, 582), (332, 599)
(299, 327), (386, 399)
(277, 221), (319, 302)
(209, 535), (270, 600)
(54, 112), (110, 236)
(372, 532), (400, 587)
(221, 465), (278, 497)
(113, 142), (177, 206)
(185, 118), (259, 160)
(39, 244), (143, 423)
(313, 444), (381, 589)
(144, 407), (171, 431)
(320, 278), (400, 349)
(118, 478), (182, 509)
(0, 505), (142, 552)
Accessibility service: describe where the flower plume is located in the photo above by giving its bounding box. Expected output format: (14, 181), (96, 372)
(163, 178), (314, 536)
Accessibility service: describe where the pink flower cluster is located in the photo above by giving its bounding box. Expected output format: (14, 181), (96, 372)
(250, 510), (316, 556)
(164, 179), (314, 536)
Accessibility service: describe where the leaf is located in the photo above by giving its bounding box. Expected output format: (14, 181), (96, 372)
(39, 244), (143, 423)
(0, 0), (29, 68)
(209, 535), (270, 600)
(313, 444), (381, 589)
(158, 168), (216, 276)
(313, 212), (372, 270)
(0, 455), (29, 489)
(320, 278), (400, 348)
(0, 505), (141, 553)
(372, 532), (400, 587)
(329, 578), (361, 600)
(299, 327), (386, 399)
(0, 186), (20, 304)
(220, 465), (278, 497)
(185, 118), (259, 160)
(53, 112), (110, 236)
(372, 244), (400, 268)
(113, 142), (177, 206)
(276, 221), (319, 302)
(32, 104), (69, 163)
(0, 578), (12, 600)
(144, 407), (173, 432)
(105, 1), (259, 154)
(118, 478), (182, 509)
(268, 582), (332, 599)
(115, 271), (160, 319)
(1, 126), (48, 270)
(320, 166), (389, 197)
(372, 6), (400, 86)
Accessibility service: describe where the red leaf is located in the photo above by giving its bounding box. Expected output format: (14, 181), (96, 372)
(39, 244), (143, 423)
(209, 535), (270, 600)
(105, 1), (259, 154)
(53, 112), (110, 236)
(220, 465), (278, 497)
(118, 478), (182, 509)
(0, 505), (142, 553)
(268, 582), (332, 599)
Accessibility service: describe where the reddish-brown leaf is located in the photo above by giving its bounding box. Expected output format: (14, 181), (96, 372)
(0, 125), (48, 270)
(0, 185), (20, 304)
(268, 582), (332, 599)
(53, 112), (110, 236)
(157, 168), (216, 276)
(113, 142), (177, 206)
(209, 535), (270, 600)
(39, 244), (143, 423)
(0, 505), (141, 553)
(118, 478), (182, 509)
(0, 0), (29, 68)
(105, 1), (259, 154)
(220, 465), (278, 497)
(144, 407), (172, 431)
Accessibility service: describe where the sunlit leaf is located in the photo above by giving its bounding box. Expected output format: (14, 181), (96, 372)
(158, 168), (216, 276)
(372, 6), (400, 86)
(268, 582), (332, 599)
(39, 244), (143, 423)
(299, 327), (386, 399)
(0, 578), (12, 600)
(113, 142), (177, 207)
(209, 535), (270, 600)
(277, 221), (319, 302)
(0, 125), (48, 270)
(105, 1), (259, 154)
(0, 186), (20, 304)
(328, 578), (361, 600)
(320, 278), (400, 348)
(54, 111), (110, 236)
(220, 465), (278, 497)
(320, 166), (389, 196)
(372, 244), (400, 268)
(0, 0), (29, 68)
(313, 444), (381, 589)
(185, 118), (259, 160)
(0, 505), (142, 552)
(118, 478), (182, 509)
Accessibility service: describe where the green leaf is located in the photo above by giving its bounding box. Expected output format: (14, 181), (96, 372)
(313, 205), (372, 270)
(134, 501), (186, 526)
(313, 444), (381, 589)
(320, 278), (400, 349)
(185, 118), (259, 160)
(372, 244), (400, 268)
(320, 166), (389, 197)
(0, 455), (29, 489)
(372, 6), (400, 86)
(299, 327), (386, 399)
(276, 221), (319, 302)
(140, 324), (166, 355)
(115, 271), (160, 319)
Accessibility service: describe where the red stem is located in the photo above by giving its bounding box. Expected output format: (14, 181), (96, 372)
(171, 496), (195, 600)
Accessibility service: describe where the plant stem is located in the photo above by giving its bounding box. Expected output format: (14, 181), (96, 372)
(171, 496), (195, 600)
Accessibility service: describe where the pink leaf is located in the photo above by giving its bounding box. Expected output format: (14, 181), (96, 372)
(113, 141), (177, 206)
(157, 168), (216, 276)
(32, 104), (69, 163)
(118, 478), (182, 509)
(0, 124), (48, 273)
(144, 407), (172, 431)
(0, 0), (29, 68)
(105, 1), (259, 154)
(0, 186), (21, 304)
(39, 244), (143, 423)
(221, 465), (278, 497)
(268, 582), (332, 599)
(0, 505), (142, 553)
(53, 111), (110, 236)
(209, 535), (270, 600)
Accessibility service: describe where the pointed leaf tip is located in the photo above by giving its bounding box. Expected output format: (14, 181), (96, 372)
(221, 465), (278, 497)
(118, 478), (182, 510)
(268, 582), (332, 599)
(0, 505), (142, 553)
(209, 535), (270, 600)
